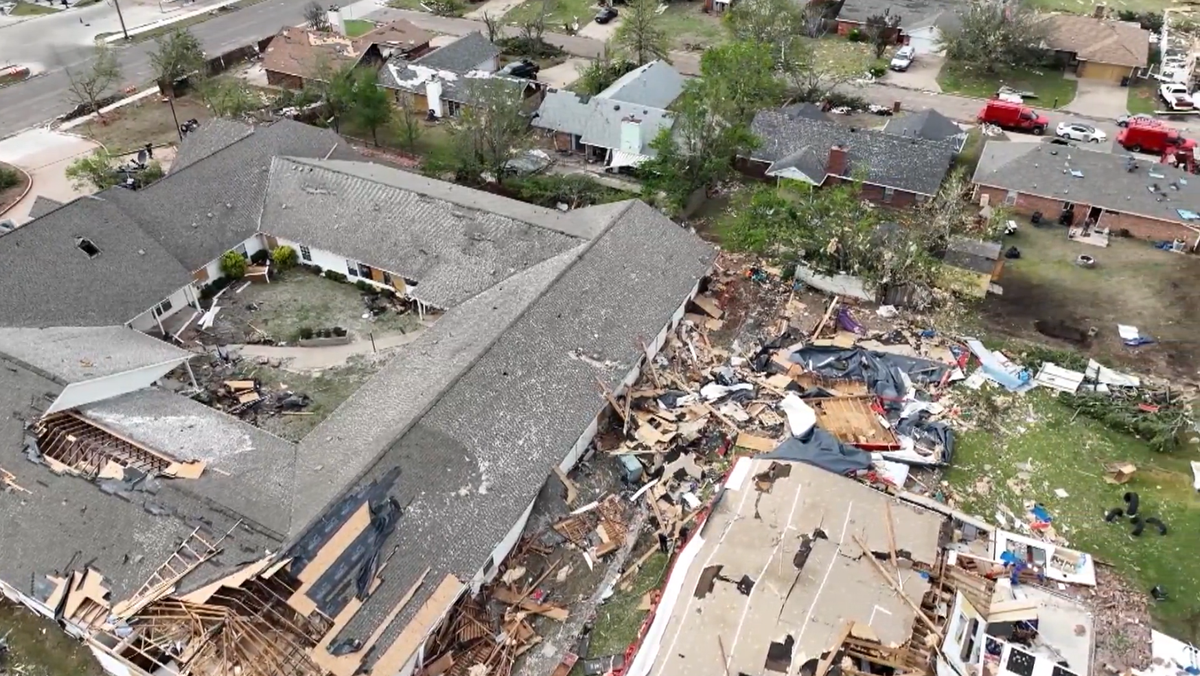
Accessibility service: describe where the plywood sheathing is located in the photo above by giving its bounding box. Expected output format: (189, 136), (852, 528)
(808, 397), (899, 449)
(288, 503), (372, 616)
(180, 556), (275, 604)
(369, 574), (466, 676)
(313, 567), (432, 676)
(112, 523), (236, 620)
(61, 568), (112, 625)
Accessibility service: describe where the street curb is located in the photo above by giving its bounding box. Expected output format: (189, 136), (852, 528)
(100, 0), (244, 42)
(0, 162), (34, 219)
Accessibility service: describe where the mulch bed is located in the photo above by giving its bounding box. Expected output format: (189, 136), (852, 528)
(0, 161), (31, 218)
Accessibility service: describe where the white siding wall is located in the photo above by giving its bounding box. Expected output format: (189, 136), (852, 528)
(128, 284), (197, 333)
(196, 234), (269, 288)
(476, 56), (499, 73)
(48, 359), (189, 413)
(274, 236), (402, 293)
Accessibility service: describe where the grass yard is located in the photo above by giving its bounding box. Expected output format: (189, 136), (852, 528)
(944, 386), (1200, 642)
(981, 224), (1200, 382)
(386, 0), (428, 8)
(343, 18), (375, 37)
(586, 551), (669, 659)
(1128, 78), (1159, 115)
(656, 3), (725, 50)
(804, 36), (882, 78)
(1022, 0), (1172, 14)
(954, 127), (985, 173)
(938, 63), (1078, 108)
(0, 601), (105, 676)
(505, 0), (595, 29)
(9, 1), (59, 14)
(82, 94), (213, 153)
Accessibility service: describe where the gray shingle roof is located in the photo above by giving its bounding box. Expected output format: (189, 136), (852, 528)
(747, 110), (956, 195)
(0, 195), (192, 327)
(171, 118), (254, 173)
(972, 141), (1200, 228)
(413, 31), (498, 73)
(120, 119), (359, 272)
(883, 109), (965, 144)
(780, 102), (831, 123)
(311, 200), (716, 659)
(27, 195), (64, 219)
(533, 91), (676, 156)
(0, 326), (191, 384)
(596, 60), (685, 110)
(80, 388), (298, 538)
(262, 157), (590, 307)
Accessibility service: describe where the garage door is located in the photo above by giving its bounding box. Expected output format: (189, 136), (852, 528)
(906, 27), (941, 55)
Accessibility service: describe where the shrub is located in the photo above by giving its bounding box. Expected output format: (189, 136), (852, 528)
(0, 166), (19, 191)
(847, 28), (865, 42)
(355, 279), (371, 292)
(251, 249), (270, 265)
(300, 263), (323, 275)
(220, 250), (247, 279)
(332, 326), (347, 337)
(272, 245), (299, 271)
(324, 270), (347, 283)
(298, 327), (315, 340)
(868, 65), (887, 78)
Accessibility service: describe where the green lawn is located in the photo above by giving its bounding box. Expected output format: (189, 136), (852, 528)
(806, 36), (884, 78)
(505, 0), (595, 29)
(386, 0), (428, 9)
(938, 63), (1078, 108)
(946, 383), (1200, 642)
(10, 1), (59, 14)
(657, 3), (725, 50)
(343, 18), (375, 37)
(587, 551), (669, 658)
(0, 602), (105, 676)
(1022, 0), (1171, 13)
(1128, 79), (1158, 115)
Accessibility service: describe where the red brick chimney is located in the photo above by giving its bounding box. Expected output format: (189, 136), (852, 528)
(827, 145), (848, 182)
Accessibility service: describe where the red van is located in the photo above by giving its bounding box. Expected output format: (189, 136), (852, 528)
(976, 99), (1050, 135)
(1117, 118), (1196, 155)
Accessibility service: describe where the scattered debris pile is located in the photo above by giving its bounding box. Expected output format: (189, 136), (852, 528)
(188, 352), (313, 423)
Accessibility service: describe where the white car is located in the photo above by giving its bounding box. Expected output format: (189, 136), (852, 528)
(1055, 122), (1107, 143)
(889, 46), (915, 72)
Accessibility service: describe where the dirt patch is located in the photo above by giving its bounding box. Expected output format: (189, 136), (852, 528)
(200, 271), (424, 345)
(81, 94), (213, 154)
(0, 161), (30, 216)
(0, 601), (104, 676)
(981, 224), (1200, 383)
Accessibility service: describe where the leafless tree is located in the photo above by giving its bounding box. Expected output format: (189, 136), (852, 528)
(65, 43), (122, 119)
(481, 11), (502, 42)
(304, 1), (331, 31)
(802, 2), (829, 38)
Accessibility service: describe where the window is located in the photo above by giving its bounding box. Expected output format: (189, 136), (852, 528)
(915, 194), (927, 204)
(76, 237), (100, 258)
(883, 187), (895, 203)
(446, 100), (462, 118)
(347, 261), (359, 277)
(960, 617), (982, 664)
(153, 298), (173, 317)
(235, 242), (249, 258)
(1004, 190), (1018, 206)
(382, 271), (393, 285)
(359, 263), (373, 279)
(299, 245), (312, 262)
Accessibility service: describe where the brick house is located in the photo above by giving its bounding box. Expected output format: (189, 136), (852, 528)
(262, 27), (381, 90)
(377, 31), (515, 118)
(1038, 12), (1150, 84)
(738, 106), (957, 206)
(531, 60), (684, 170)
(972, 141), (1200, 248)
(830, 0), (961, 54)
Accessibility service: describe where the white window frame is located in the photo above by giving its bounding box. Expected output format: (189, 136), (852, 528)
(235, 243), (249, 258)
(446, 100), (462, 118)
(299, 245), (312, 262)
(883, 186), (895, 203)
(1004, 190), (1018, 206)
(347, 261), (359, 277)
(153, 298), (173, 317)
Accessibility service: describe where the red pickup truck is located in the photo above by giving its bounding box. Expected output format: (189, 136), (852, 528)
(976, 99), (1050, 135)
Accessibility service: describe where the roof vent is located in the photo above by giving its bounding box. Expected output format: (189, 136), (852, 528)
(76, 237), (100, 258)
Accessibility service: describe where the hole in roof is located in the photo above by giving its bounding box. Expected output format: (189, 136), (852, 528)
(76, 237), (100, 258)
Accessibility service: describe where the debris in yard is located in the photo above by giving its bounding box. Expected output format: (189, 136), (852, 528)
(1105, 462), (1138, 484)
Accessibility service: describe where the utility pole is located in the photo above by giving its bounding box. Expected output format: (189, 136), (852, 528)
(112, 0), (129, 40)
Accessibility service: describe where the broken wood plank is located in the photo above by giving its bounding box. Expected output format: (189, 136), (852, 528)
(490, 587), (569, 621)
(815, 620), (854, 676)
(811, 295), (840, 340)
(734, 432), (777, 453)
(884, 502), (898, 570)
(552, 466), (578, 506)
(852, 534), (941, 637)
(691, 295), (723, 319)
(224, 380), (256, 391)
(163, 460), (206, 479)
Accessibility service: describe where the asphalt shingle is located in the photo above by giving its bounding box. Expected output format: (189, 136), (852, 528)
(170, 118), (254, 173)
(262, 157), (588, 307)
(0, 195), (191, 327)
(26, 195), (64, 220)
(748, 110), (956, 195)
(883, 109), (965, 145)
(0, 326), (191, 383)
(413, 31), (498, 73)
(972, 140), (1200, 228)
(596, 60), (685, 109)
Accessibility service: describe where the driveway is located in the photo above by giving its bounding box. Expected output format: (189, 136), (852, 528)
(463, 0), (526, 19)
(539, 57), (588, 88)
(0, 128), (98, 225)
(883, 53), (944, 93)
(577, 15), (618, 40)
(1062, 78), (1129, 122)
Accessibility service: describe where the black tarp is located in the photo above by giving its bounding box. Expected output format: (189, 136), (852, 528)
(761, 428), (873, 475)
(787, 346), (949, 409)
(893, 413), (956, 465)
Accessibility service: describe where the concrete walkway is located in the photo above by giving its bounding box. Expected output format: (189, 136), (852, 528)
(235, 326), (428, 371)
(0, 128), (99, 225)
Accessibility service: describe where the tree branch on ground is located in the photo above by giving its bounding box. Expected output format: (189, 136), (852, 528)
(304, 1), (331, 31)
(66, 149), (119, 191)
(65, 43), (121, 120)
(939, 3), (1047, 73)
(613, 0), (669, 66)
(447, 78), (531, 185)
(197, 77), (261, 117)
(863, 9), (901, 59)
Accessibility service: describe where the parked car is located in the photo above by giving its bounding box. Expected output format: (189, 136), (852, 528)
(595, 6), (617, 23)
(499, 59), (540, 79)
(1117, 118), (1196, 155)
(1055, 121), (1107, 143)
(1117, 113), (1154, 128)
(889, 46), (915, 72)
(1159, 82), (1194, 110)
(976, 99), (1049, 135)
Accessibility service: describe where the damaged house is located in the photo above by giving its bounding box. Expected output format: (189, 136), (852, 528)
(0, 117), (717, 676)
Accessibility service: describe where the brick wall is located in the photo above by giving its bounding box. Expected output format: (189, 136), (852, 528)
(857, 182), (920, 208)
(266, 71), (304, 90)
(976, 185), (1198, 244)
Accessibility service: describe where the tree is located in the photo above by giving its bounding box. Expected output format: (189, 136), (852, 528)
(801, 0), (833, 38)
(304, 1), (331, 31)
(65, 43), (122, 120)
(149, 28), (204, 89)
(65, 149), (119, 191)
(725, 0), (805, 52)
(692, 40), (783, 125)
(863, 9), (901, 59)
(777, 39), (855, 104)
(447, 79), (530, 185)
(481, 12), (502, 42)
(307, 59), (358, 131)
(394, 103), (424, 154)
(350, 69), (392, 146)
(614, 0), (669, 66)
(938, 3), (1047, 73)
